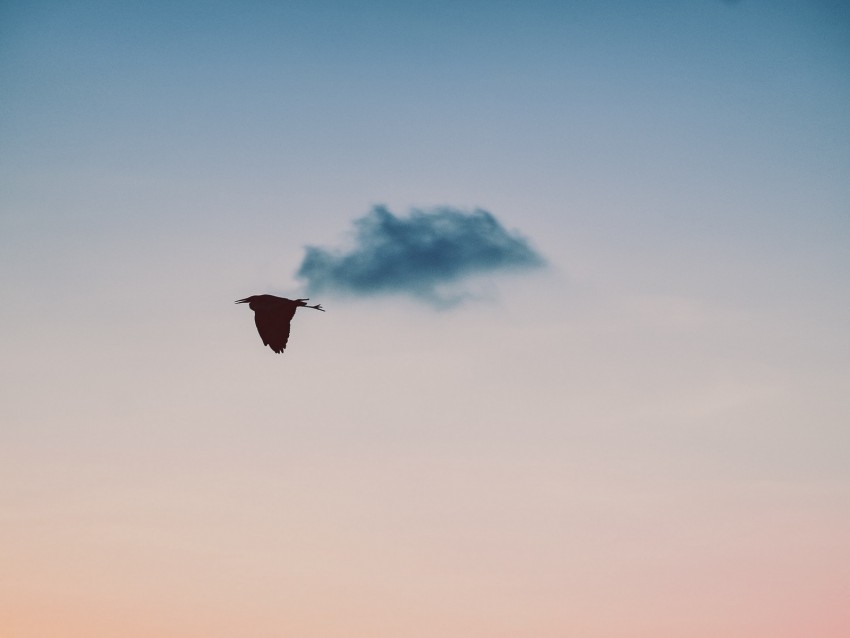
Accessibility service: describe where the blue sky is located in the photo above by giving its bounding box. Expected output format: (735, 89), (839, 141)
(1, 1), (849, 636)
(3, 1), (848, 297)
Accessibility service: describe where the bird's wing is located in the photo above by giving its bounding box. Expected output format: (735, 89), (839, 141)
(254, 306), (296, 353)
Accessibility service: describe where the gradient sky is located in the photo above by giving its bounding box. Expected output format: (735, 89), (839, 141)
(2, 1), (849, 637)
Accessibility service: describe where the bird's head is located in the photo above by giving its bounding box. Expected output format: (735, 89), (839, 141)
(235, 296), (260, 310)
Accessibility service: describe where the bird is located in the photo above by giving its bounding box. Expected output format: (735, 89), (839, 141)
(235, 295), (324, 353)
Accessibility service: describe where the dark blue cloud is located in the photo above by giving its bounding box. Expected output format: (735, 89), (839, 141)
(296, 206), (545, 306)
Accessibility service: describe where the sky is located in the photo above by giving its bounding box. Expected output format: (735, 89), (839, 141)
(1, 0), (849, 636)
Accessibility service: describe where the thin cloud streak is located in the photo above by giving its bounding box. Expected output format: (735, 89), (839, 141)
(296, 206), (545, 307)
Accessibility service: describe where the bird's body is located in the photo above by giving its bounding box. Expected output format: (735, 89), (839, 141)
(235, 295), (324, 353)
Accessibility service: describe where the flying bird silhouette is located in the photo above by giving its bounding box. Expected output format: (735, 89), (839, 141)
(235, 295), (324, 353)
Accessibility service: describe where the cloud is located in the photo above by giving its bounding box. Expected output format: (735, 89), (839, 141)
(296, 205), (545, 306)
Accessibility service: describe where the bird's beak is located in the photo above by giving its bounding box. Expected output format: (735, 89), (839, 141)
(234, 298), (250, 304)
